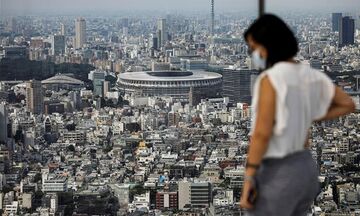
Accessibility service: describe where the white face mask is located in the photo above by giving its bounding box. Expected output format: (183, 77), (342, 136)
(251, 49), (266, 70)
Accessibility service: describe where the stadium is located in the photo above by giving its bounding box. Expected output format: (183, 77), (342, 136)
(117, 71), (223, 104)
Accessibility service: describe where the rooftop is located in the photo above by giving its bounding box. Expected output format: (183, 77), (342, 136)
(42, 74), (84, 85)
(118, 70), (222, 82)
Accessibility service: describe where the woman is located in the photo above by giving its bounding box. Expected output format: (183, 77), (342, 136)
(240, 14), (356, 215)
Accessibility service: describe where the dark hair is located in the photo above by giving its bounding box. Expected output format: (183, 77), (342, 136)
(244, 14), (298, 68)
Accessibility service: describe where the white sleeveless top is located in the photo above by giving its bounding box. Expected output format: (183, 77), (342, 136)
(250, 62), (335, 159)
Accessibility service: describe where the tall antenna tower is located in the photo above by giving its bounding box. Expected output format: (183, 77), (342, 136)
(211, 0), (215, 36)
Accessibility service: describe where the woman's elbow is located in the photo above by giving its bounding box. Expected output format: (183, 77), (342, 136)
(252, 130), (272, 144)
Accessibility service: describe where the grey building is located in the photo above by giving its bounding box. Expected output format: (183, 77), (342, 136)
(222, 68), (258, 104)
(3, 46), (27, 60)
(178, 180), (212, 210)
(339, 16), (355, 47)
(75, 18), (86, 49)
(0, 103), (8, 143)
(51, 35), (65, 56)
(92, 72), (105, 97)
(332, 13), (342, 32)
(157, 18), (167, 48)
(181, 59), (208, 71)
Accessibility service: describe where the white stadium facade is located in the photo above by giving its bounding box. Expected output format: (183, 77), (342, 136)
(117, 71), (223, 104)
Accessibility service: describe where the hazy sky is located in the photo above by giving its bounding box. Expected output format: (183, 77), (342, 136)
(1, 0), (360, 15)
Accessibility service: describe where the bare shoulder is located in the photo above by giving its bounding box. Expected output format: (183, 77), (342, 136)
(259, 75), (275, 94)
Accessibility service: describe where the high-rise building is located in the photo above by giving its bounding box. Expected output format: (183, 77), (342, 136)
(222, 68), (257, 104)
(51, 35), (65, 56)
(157, 30), (162, 49)
(332, 13), (342, 32)
(60, 23), (66, 36)
(75, 18), (86, 49)
(157, 19), (167, 48)
(339, 16), (355, 47)
(90, 71), (106, 97)
(26, 80), (44, 114)
(103, 81), (110, 97)
(210, 0), (215, 36)
(168, 111), (180, 127)
(0, 103), (8, 143)
(151, 34), (158, 50)
(178, 180), (212, 210)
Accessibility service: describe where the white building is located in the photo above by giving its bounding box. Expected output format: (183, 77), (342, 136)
(213, 190), (234, 206)
(42, 172), (68, 192)
(5, 201), (18, 215)
(128, 191), (150, 213)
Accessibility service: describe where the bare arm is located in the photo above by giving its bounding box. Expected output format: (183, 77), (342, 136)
(246, 76), (276, 177)
(315, 86), (356, 122)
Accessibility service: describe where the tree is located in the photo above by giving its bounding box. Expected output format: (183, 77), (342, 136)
(130, 185), (146, 197)
(67, 145), (75, 152)
(65, 123), (76, 131)
(33, 173), (42, 183)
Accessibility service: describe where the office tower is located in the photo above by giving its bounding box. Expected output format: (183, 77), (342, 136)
(332, 13), (342, 32)
(0, 103), (8, 143)
(339, 16), (355, 47)
(60, 23), (66, 36)
(75, 18), (86, 49)
(157, 19), (167, 48)
(91, 71), (106, 97)
(210, 0), (215, 36)
(51, 35), (65, 56)
(152, 34), (158, 50)
(151, 33), (158, 49)
(103, 81), (110, 98)
(178, 180), (212, 210)
(222, 69), (257, 104)
(26, 80), (44, 114)
(168, 111), (180, 127)
(157, 30), (162, 49)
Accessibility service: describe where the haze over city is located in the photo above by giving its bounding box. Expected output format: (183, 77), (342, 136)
(1, 0), (360, 15)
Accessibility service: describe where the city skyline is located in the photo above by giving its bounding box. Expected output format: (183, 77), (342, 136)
(0, 0), (359, 213)
(1, 0), (360, 15)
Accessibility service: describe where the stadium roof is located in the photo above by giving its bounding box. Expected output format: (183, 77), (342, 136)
(42, 74), (84, 85)
(118, 71), (222, 82)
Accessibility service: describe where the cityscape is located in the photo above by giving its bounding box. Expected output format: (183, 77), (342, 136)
(0, 0), (360, 215)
